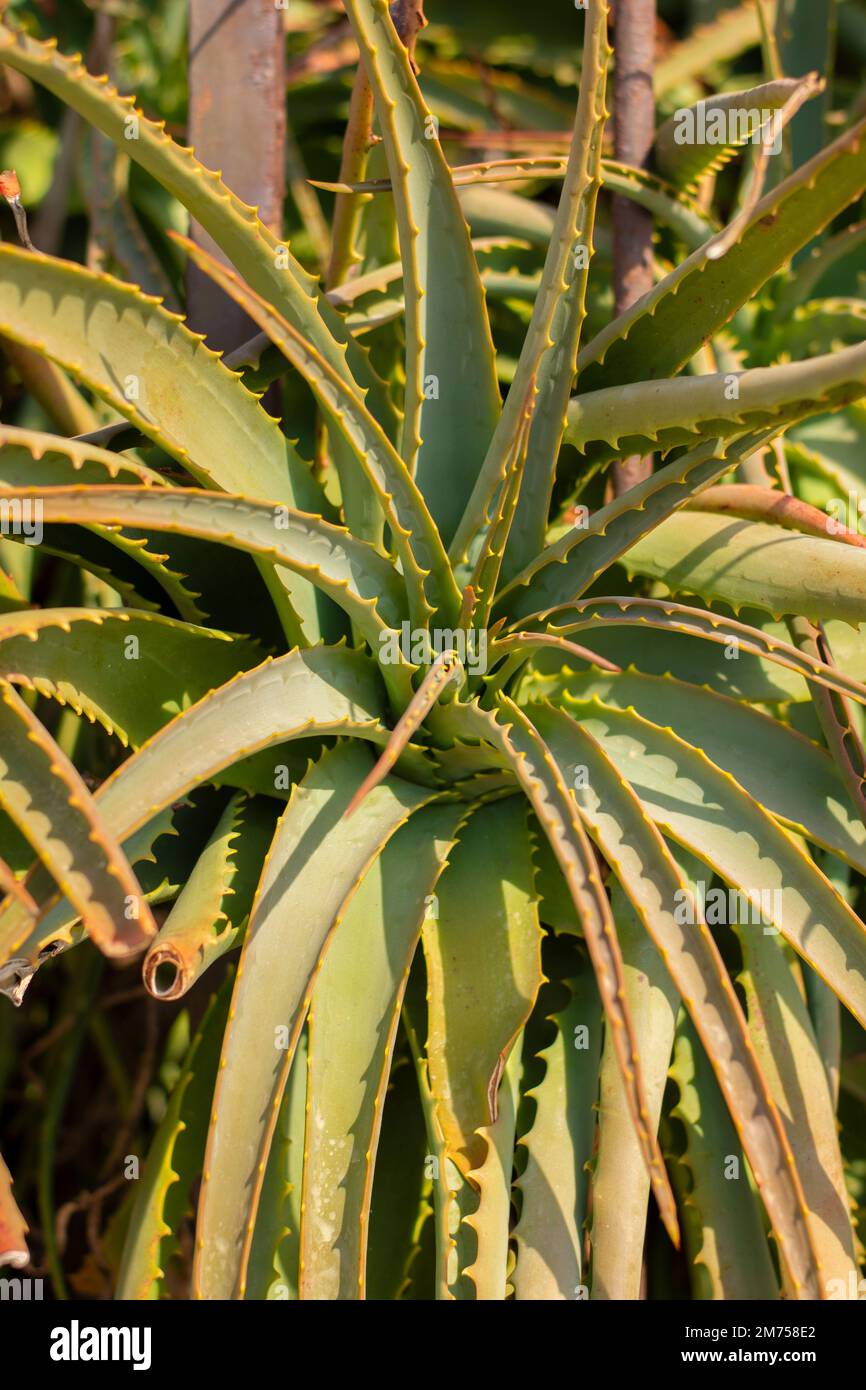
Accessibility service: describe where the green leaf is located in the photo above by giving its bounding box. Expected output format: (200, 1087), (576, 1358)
(623, 510), (866, 625)
(116, 980), (231, 1299)
(576, 112), (866, 394)
(655, 4), (765, 95)
(0, 246), (331, 644)
(194, 741), (435, 1299)
(90, 646), (433, 846)
(512, 966), (601, 1299)
(669, 1018), (779, 1300)
(735, 925), (858, 1288)
(176, 236), (461, 631)
(0, 682), (156, 958)
(300, 803), (463, 1299)
(343, 0), (501, 544)
(776, 0), (837, 170)
(527, 668), (866, 874)
(532, 702), (824, 1300)
(443, 696), (680, 1246)
(499, 432), (770, 622)
(0, 24), (397, 438)
(460, 1044), (522, 1300)
(245, 1026), (308, 1301)
(5, 487), (410, 692)
(654, 79), (808, 188)
(143, 793), (276, 1001)
(422, 797), (542, 1175)
(502, 598), (866, 710)
(0, 424), (165, 488)
(565, 340), (866, 460)
(589, 882), (678, 1301)
(565, 699), (866, 1029)
(0, 608), (261, 748)
(450, 0), (610, 567)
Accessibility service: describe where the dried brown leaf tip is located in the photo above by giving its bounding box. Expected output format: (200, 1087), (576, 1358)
(0, 167), (35, 250)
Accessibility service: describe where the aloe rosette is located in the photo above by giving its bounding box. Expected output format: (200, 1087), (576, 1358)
(0, 0), (866, 1301)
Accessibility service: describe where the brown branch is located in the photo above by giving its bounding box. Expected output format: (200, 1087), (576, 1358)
(610, 0), (656, 496)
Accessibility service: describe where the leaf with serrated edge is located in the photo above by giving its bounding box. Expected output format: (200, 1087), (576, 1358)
(300, 802), (464, 1299)
(556, 699), (866, 1031)
(195, 741), (436, 1299)
(422, 798), (542, 1176)
(245, 1025), (308, 1301)
(0, 23), (397, 439)
(1, 487), (412, 701)
(116, 980), (231, 1299)
(565, 341), (866, 461)
(443, 696), (680, 1248)
(576, 112), (866, 394)
(512, 967), (601, 1299)
(451, 0), (610, 568)
(590, 881), (679, 1300)
(460, 1044), (521, 1300)
(668, 1017), (779, 1299)
(0, 246), (331, 643)
(621, 511), (866, 627)
(143, 794), (276, 1001)
(174, 235), (460, 631)
(655, 79), (808, 188)
(498, 431), (771, 622)
(342, 0), (500, 545)
(497, 598), (866, 710)
(0, 647), (432, 968)
(531, 702), (824, 1300)
(0, 682), (156, 958)
(0, 608), (260, 749)
(526, 668), (866, 874)
(735, 924), (858, 1289)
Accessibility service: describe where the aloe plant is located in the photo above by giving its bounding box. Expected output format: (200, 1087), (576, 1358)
(2, 0), (866, 1303)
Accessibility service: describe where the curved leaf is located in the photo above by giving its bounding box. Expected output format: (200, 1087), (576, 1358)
(0, 608), (260, 748)
(0, 681), (155, 958)
(512, 967), (600, 1299)
(343, 0), (500, 543)
(622, 510), (866, 625)
(527, 667), (866, 874)
(668, 1018), (779, 1300)
(143, 794), (276, 1001)
(589, 883), (679, 1300)
(0, 23), (396, 437)
(0, 246), (331, 643)
(450, 0), (610, 566)
(444, 696), (680, 1247)
(422, 797), (542, 1176)
(2, 487), (410, 684)
(735, 924), (858, 1288)
(532, 703), (824, 1299)
(576, 112), (866, 394)
(300, 802), (463, 1299)
(194, 741), (436, 1299)
(175, 235), (461, 630)
(565, 699), (866, 1029)
(116, 981), (231, 1299)
(565, 339), (866, 459)
(498, 431), (770, 622)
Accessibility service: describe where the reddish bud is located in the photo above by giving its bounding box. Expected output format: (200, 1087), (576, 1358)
(0, 169), (21, 201)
